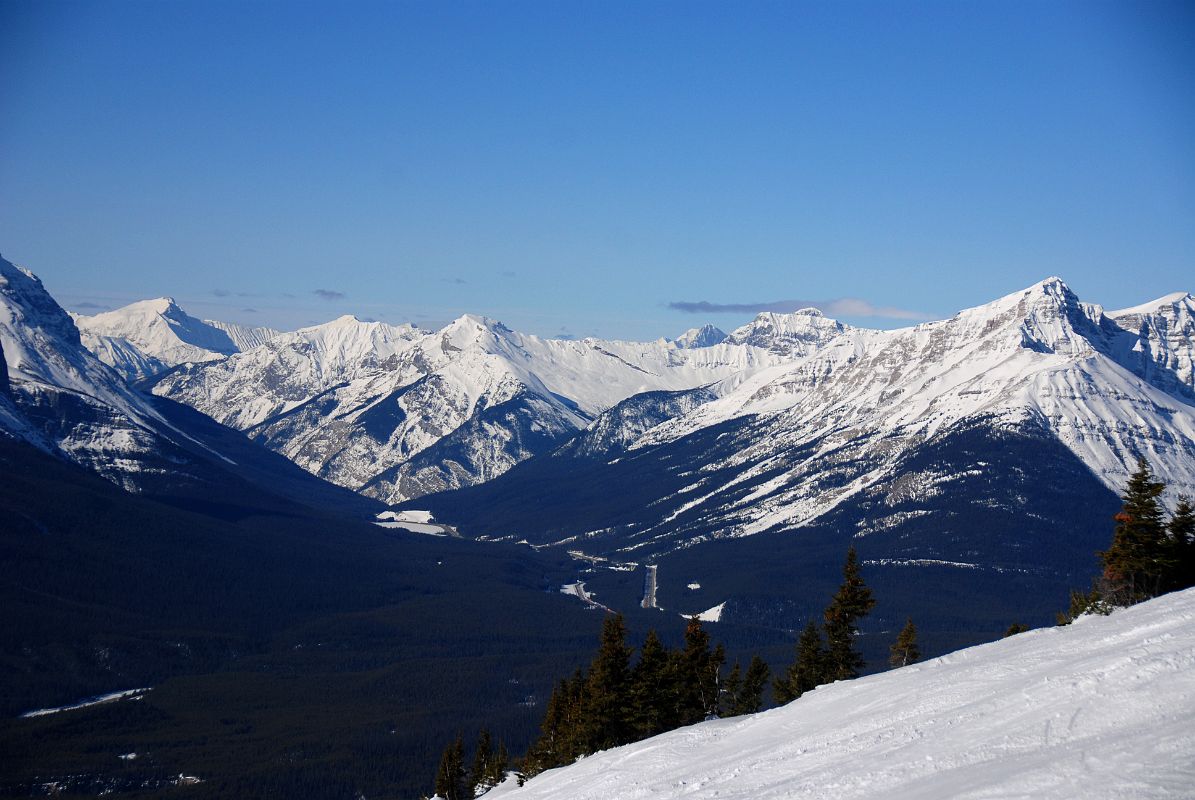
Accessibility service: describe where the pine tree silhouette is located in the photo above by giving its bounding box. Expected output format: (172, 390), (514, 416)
(888, 618), (920, 668)
(823, 546), (876, 681)
(774, 620), (827, 703)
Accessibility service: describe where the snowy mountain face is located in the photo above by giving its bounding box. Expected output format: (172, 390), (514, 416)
(0, 257), (376, 514)
(150, 314), (788, 503)
(0, 257), (192, 487)
(1108, 291), (1195, 403)
(673, 324), (728, 349)
(581, 280), (1193, 545)
(490, 588), (1195, 800)
(72, 298), (281, 381)
(723, 308), (847, 354)
(415, 278), (1195, 574)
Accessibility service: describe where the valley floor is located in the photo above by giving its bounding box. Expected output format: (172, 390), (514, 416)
(490, 588), (1195, 800)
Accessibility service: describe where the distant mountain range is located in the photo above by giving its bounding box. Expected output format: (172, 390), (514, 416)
(411, 278), (1195, 564)
(5, 249), (1195, 670)
(9, 254), (1194, 529)
(137, 310), (791, 503)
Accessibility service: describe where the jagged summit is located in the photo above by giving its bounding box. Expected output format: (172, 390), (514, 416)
(673, 324), (728, 349)
(0, 256), (84, 358)
(1110, 291), (1195, 318)
(725, 308), (848, 354)
(74, 296), (282, 381)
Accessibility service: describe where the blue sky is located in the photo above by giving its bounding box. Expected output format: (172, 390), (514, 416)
(1, 0), (1192, 340)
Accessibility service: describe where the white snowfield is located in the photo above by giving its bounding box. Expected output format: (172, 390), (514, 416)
(489, 588), (1195, 800)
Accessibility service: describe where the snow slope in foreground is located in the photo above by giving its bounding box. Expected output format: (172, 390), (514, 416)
(490, 588), (1195, 800)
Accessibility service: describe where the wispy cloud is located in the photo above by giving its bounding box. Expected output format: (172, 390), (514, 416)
(668, 297), (929, 320)
(313, 288), (346, 301)
(73, 301), (109, 310)
(441, 277), (467, 285)
(212, 288), (231, 298)
(242, 307), (258, 313)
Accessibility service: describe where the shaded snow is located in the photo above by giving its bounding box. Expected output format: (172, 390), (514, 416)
(21, 688), (151, 718)
(491, 588), (1195, 800)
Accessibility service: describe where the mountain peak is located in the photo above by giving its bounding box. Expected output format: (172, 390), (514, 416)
(673, 324), (728, 349)
(725, 308), (847, 354)
(1110, 291), (1195, 319)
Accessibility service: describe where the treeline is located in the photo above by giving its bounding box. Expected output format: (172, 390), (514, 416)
(1061, 458), (1195, 621)
(431, 546), (928, 797)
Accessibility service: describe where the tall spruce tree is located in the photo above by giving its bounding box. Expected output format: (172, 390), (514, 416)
(522, 668), (586, 777)
(823, 546), (876, 681)
(468, 729), (499, 796)
(720, 661), (743, 717)
(888, 617), (920, 668)
(491, 741), (509, 789)
(522, 679), (565, 776)
(774, 619), (827, 703)
(1101, 458), (1171, 602)
(629, 629), (672, 738)
(433, 734), (465, 800)
(733, 655), (771, 715)
(673, 617), (723, 725)
(580, 613), (634, 751)
(1167, 496), (1195, 591)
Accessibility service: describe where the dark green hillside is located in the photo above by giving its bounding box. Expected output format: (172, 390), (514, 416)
(0, 439), (603, 798)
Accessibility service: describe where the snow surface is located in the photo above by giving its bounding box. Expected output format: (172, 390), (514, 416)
(490, 588), (1195, 800)
(691, 602), (724, 622)
(21, 688), (151, 718)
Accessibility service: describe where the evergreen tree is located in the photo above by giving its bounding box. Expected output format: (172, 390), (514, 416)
(822, 547), (876, 681)
(490, 741), (508, 789)
(888, 618), (920, 668)
(774, 620), (827, 704)
(1056, 586), (1111, 625)
(433, 734), (465, 800)
(468, 729), (500, 796)
(522, 669), (585, 777)
(733, 655), (770, 715)
(1003, 621), (1029, 637)
(1100, 458), (1171, 602)
(1166, 496), (1195, 591)
(580, 613), (634, 751)
(720, 660), (742, 717)
(673, 617), (723, 725)
(629, 629), (672, 738)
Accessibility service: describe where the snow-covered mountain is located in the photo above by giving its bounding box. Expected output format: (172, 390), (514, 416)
(72, 298), (281, 381)
(0, 256), (377, 513)
(149, 314), (789, 503)
(673, 324), (728, 349)
(490, 588), (1195, 800)
(0, 257), (188, 486)
(627, 279), (1195, 537)
(422, 279), (1195, 558)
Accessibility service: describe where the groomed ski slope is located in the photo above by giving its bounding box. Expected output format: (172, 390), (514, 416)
(489, 588), (1195, 800)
